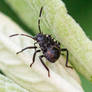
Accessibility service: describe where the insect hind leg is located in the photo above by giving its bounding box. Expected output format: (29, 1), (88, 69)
(61, 48), (73, 69)
(39, 55), (50, 77)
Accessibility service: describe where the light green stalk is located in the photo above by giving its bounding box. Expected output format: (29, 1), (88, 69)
(0, 74), (28, 92)
(5, 0), (92, 82)
(0, 13), (83, 92)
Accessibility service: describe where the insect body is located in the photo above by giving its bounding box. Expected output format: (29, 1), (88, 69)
(35, 33), (61, 62)
(10, 7), (72, 77)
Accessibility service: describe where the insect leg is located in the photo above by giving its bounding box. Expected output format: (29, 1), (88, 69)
(34, 42), (38, 51)
(16, 46), (37, 54)
(9, 34), (35, 40)
(30, 50), (41, 67)
(61, 48), (73, 69)
(38, 6), (43, 33)
(39, 55), (50, 77)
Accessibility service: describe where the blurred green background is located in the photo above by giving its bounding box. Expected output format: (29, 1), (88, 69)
(0, 0), (92, 92)
(64, 0), (92, 40)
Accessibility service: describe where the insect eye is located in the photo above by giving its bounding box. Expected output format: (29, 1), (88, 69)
(38, 37), (43, 41)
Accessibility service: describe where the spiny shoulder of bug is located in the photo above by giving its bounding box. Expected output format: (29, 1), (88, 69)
(34, 33), (61, 49)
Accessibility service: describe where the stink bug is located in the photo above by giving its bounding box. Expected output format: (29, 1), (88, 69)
(10, 7), (72, 77)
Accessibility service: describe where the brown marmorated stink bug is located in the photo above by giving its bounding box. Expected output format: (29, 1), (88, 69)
(10, 7), (72, 77)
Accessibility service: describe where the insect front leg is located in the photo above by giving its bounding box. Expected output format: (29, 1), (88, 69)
(39, 55), (50, 77)
(30, 50), (41, 67)
(61, 48), (73, 69)
(16, 46), (37, 54)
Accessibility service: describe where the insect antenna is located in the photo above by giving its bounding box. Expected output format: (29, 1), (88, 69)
(9, 34), (35, 40)
(38, 6), (43, 34)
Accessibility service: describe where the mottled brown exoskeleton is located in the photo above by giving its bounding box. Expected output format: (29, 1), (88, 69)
(10, 7), (72, 77)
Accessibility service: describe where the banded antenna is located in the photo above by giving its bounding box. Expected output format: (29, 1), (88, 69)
(38, 6), (43, 33)
(24, 0), (44, 33)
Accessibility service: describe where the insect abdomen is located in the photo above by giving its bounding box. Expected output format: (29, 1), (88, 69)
(44, 47), (60, 63)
